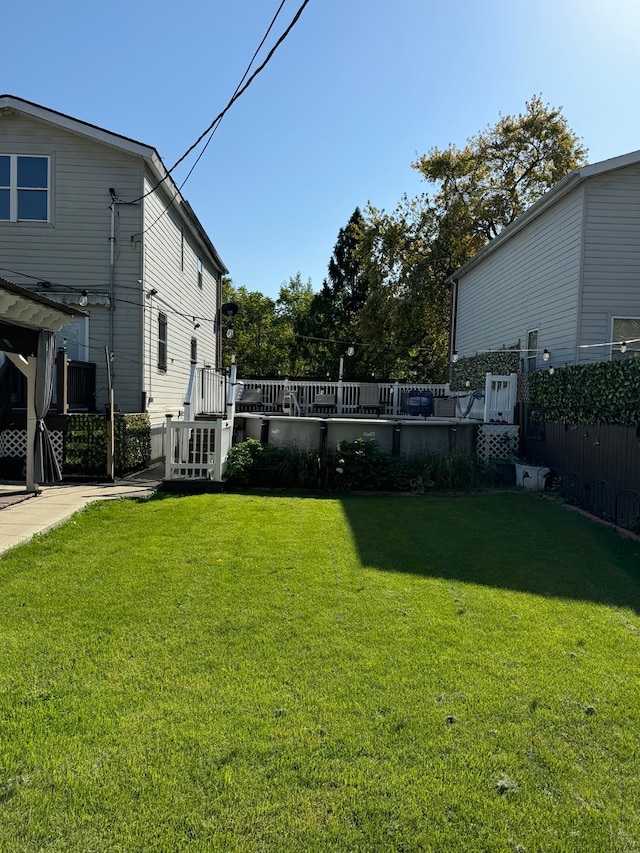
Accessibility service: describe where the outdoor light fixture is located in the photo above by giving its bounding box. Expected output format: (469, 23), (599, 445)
(452, 350), (458, 363)
(226, 327), (234, 339)
(542, 348), (550, 361)
(79, 289), (89, 307)
(549, 365), (555, 375)
(346, 345), (355, 357)
(147, 288), (158, 299)
(621, 341), (628, 353)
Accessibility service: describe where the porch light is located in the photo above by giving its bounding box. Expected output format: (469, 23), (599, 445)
(346, 345), (355, 357)
(542, 348), (550, 361)
(621, 342), (628, 353)
(79, 289), (88, 307)
(549, 365), (555, 375)
(452, 350), (458, 363)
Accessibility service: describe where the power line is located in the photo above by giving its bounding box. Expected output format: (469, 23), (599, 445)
(136, 0), (311, 207)
(140, 0), (291, 236)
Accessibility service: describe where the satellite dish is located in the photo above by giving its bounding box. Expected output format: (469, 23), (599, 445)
(220, 302), (239, 317)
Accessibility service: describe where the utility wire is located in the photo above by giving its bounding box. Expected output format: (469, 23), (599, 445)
(140, 0), (291, 236)
(137, 0), (311, 207)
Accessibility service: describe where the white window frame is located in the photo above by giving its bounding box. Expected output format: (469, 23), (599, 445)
(526, 329), (539, 372)
(611, 316), (640, 360)
(0, 154), (50, 222)
(197, 257), (203, 289)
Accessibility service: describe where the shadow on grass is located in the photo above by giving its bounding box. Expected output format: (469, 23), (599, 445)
(150, 487), (640, 612)
(335, 491), (640, 612)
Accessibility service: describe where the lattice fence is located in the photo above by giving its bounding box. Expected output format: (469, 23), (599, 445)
(477, 424), (520, 462)
(0, 429), (64, 466)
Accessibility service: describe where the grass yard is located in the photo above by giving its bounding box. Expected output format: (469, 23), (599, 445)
(1, 491), (640, 852)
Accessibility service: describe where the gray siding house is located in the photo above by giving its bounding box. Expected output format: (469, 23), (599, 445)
(0, 95), (227, 451)
(447, 151), (640, 372)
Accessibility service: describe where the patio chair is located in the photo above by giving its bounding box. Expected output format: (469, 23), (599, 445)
(311, 391), (337, 412)
(358, 383), (384, 416)
(236, 386), (263, 412)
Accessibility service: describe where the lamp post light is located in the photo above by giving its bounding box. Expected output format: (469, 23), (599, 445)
(339, 345), (355, 381)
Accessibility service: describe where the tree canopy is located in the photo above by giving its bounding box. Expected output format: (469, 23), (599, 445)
(222, 97), (588, 383)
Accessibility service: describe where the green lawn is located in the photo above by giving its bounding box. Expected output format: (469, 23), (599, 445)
(1, 491), (640, 852)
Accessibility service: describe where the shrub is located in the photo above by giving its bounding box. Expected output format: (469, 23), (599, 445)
(226, 438), (495, 494)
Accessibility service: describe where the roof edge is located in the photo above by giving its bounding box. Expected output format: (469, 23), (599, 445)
(445, 148), (640, 283)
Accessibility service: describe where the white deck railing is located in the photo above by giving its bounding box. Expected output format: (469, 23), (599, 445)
(196, 375), (452, 417)
(164, 415), (233, 482)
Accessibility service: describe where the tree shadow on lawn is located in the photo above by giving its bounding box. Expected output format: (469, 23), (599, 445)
(336, 491), (640, 613)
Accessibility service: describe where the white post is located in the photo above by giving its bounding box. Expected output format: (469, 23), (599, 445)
(484, 373), (492, 423)
(164, 414), (173, 480)
(227, 357), (238, 420)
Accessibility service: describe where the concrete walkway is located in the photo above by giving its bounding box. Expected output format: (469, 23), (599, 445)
(0, 467), (164, 555)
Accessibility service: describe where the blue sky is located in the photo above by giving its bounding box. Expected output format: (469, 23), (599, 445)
(4, 0), (640, 298)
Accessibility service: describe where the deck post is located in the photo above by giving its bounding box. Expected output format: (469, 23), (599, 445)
(164, 414), (173, 480)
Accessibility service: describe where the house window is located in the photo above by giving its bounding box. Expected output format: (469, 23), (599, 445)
(612, 318), (640, 360)
(526, 329), (538, 372)
(190, 337), (197, 364)
(158, 312), (168, 371)
(180, 229), (184, 271)
(0, 155), (49, 221)
(197, 258), (203, 289)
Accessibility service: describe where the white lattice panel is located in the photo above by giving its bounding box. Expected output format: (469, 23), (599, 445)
(0, 429), (64, 466)
(477, 424), (519, 462)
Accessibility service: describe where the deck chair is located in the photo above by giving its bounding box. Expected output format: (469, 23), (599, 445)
(358, 383), (384, 415)
(236, 386), (263, 412)
(311, 391), (337, 412)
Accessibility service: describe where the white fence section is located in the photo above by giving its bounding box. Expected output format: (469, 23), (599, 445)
(483, 373), (517, 424)
(164, 415), (233, 482)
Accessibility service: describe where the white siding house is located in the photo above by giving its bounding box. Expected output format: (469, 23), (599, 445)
(447, 151), (640, 371)
(0, 94), (227, 451)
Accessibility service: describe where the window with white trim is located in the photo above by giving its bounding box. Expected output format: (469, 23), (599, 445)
(0, 155), (49, 221)
(197, 257), (203, 289)
(612, 317), (640, 360)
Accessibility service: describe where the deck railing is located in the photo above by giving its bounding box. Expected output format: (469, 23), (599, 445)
(164, 415), (233, 482)
(196, 374), (452, 417)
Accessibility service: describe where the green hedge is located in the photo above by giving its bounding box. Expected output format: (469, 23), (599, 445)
(451, 351), (520, 391)
(529, 359), (640, 426)
(64, 413), (151, 476)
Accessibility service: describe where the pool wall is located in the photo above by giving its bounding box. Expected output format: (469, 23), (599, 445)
(235, 414), (477, 457)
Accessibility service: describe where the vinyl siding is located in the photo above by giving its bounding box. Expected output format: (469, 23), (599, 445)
(0, 108), (224, 423)
(141, 173), (220, 422)
(578, 165), (640, 363)
(455, 188), (584, 369)
(0, 111), (144, 411)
